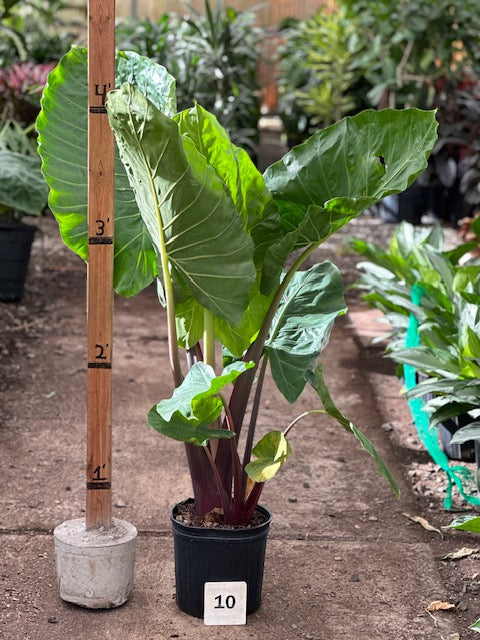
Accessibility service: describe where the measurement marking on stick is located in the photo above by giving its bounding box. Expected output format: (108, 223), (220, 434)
(88, 362), (112, 369)
(89, 237), (113, 244)
(89, 105), (107, 114)
(87, 481), (111, 490)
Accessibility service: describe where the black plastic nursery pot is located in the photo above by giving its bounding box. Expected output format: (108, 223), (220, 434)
(438, 414), (476, 462)
(171, 499), (272, 618)
(0, 222), (36, 302)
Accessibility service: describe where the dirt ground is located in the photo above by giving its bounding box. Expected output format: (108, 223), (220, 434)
(2, 163), (480, 637)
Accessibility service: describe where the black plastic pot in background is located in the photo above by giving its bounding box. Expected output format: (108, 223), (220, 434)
(0, 222), (36, 302)
(438, 414), (476, 462)
(171, 499), (272, 618)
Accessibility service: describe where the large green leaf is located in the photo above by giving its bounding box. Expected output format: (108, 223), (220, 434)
(36, 47), (177, 296)
(106, 83), (257, 324)
(169, 104), (280, 353)
(307, 364), (399, 496)
(261, 109), (438, 288)
(265, 262), (347, 402)
(265, 109), (437, 227)
(0, 150), (48, 215)
(147, 361), (254, 446)
(174, 104), (281, 269)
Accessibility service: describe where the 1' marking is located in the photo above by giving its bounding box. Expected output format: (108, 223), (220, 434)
(87, 481), (111, 490)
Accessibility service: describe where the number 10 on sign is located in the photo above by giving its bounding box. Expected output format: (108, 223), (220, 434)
(204, 582), (247, 626)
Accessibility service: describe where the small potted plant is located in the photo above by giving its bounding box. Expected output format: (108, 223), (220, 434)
(37, 48), (437, 618)
(0, 118), (48, 301)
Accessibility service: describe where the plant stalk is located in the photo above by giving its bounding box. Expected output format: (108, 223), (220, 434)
(283, 409), (325, 437)
(227, 241), (319, 437)
(203, 307), (216, 370)
(241, 353), (268, 495)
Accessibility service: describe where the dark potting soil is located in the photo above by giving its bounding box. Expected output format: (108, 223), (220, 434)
(174, 502), (267, 529)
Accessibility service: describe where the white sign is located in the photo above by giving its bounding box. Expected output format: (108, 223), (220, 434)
(204, 581), (247, 626)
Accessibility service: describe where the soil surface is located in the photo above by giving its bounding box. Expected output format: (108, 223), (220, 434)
(2, 146), (480, 638)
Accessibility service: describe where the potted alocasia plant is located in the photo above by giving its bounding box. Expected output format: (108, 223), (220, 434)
(36, 48), (438, 618)
(0, 118), (48, 301)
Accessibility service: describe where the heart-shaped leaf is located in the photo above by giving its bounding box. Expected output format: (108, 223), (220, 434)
(148, 361), (254, 446)
(266, 261), (347, 402)
(245, 431), (292, 482)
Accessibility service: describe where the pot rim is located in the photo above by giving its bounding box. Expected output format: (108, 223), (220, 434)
(171, 498), (272, 540)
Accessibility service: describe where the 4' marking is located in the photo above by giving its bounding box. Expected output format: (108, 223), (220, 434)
(89, 82), (111, 113)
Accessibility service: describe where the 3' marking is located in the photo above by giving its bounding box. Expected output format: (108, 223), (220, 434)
(89, 236), (113, 244)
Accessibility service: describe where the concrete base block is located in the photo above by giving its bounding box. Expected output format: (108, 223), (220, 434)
(54, 517), (137, 609)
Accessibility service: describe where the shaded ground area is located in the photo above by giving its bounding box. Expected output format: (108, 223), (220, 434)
(1, 127), (480, 639)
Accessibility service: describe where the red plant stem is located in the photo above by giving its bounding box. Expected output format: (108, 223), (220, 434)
(243, 481), (265, 523)
(184, 444), (221, 515)
(204, 444), (232, 521)
(223, 404), (245, 524)
(241, 353), (268, 496)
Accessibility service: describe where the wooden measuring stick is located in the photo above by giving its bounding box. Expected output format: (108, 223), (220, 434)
(86, 0), (115, 529)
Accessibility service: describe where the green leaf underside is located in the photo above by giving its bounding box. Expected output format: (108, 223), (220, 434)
(245, 431), (292, 482)
(36, 47), (178, 296)
(266, 262), (347, 402)
(307, 364), (399, 496)
(174, 105), (281, 271)
(147, 361), (254, 446)
(107, 85), (257, 324)
(448, 423), (480, 445)
(169, 105), (277, 352)
(176, 272), (274, 356)
(0, 150), (48, 214)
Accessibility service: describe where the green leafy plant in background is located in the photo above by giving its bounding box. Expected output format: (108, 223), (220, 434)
(277, 6), (371, 139)
(0, 117), (47, 221)
(350, 223), (448, 351)
(351, 222), (480, 474)
(342, 0), (480, 109)
(115, 13), (172, 61)
(277, 0), (480, 152)
(115, 0), (261, 155)
(37, 48), (438, 525)
(0, 0), (77, 66)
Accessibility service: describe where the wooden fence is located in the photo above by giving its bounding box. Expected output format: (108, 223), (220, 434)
(113, 1), (334, 23)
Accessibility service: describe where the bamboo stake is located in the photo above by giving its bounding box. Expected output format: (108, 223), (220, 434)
(85, 0), (116, 529)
